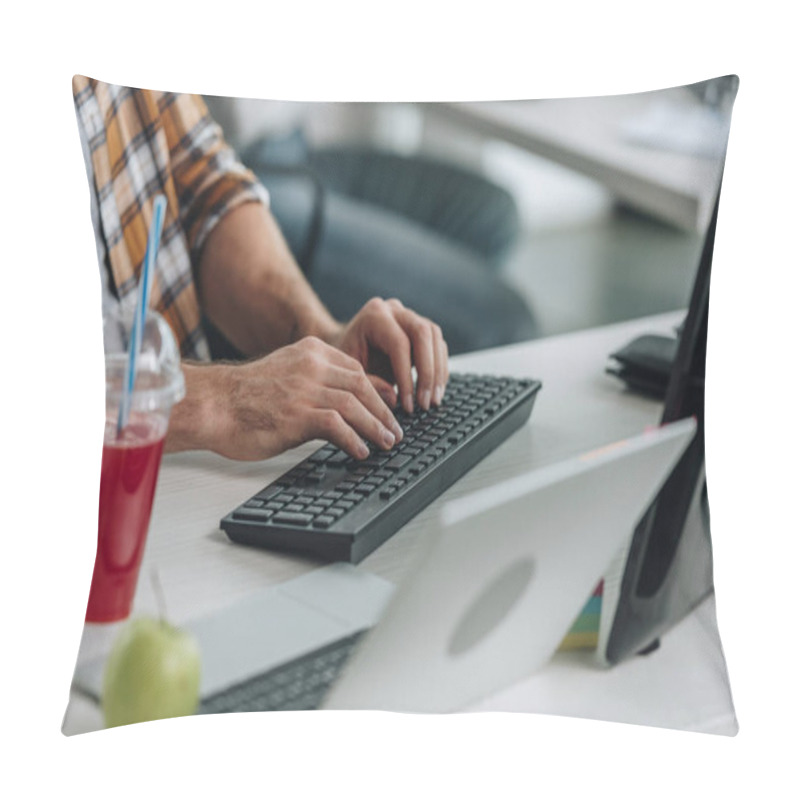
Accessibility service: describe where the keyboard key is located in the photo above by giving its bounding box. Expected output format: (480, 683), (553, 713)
(362, 454), (391, 467)
(233, 508), (275, 522)
(313, 515), (335, 528)
(255, 486), (282, 501)
(272, 512), (314, 526)
(385, 454), (412, 471)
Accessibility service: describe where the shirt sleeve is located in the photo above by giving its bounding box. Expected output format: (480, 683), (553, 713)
(157, 92), (270, 266)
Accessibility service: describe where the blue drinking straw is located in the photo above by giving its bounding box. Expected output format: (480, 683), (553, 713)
(116, 194), (167, 437)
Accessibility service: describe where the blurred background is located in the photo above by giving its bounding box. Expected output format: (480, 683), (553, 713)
(205, 77), (735, 355)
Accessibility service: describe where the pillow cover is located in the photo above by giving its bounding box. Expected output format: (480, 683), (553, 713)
(63, 75), (737, 736)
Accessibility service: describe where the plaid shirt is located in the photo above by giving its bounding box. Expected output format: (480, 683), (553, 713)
(72, 76), (269, 360)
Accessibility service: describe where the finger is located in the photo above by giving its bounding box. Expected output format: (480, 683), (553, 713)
(320, 388), (399, 452)
(312, 408), (370, 460)
(368, 374), (398, 410)
(332, 366), (404, 443)
(432, 324), (449, 405)
(301, 341), (402, 445)
(364, 311), (415, 415)
(394, 310), (437, 410)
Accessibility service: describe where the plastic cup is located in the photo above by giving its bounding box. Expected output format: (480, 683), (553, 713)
(85, 308), (185, 623)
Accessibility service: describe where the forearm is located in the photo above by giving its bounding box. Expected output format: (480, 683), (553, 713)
(196, 202), (342, 356)
(163, 363), (230, 454)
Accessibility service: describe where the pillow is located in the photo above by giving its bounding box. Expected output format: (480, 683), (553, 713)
(63, 75), (737, 736)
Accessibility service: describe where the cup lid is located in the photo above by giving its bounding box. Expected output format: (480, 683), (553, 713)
(104, 307), (185, 412)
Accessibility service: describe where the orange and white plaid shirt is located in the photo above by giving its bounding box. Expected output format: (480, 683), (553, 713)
(72, 76), (269, 360)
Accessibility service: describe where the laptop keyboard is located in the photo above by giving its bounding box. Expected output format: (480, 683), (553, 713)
(199, 631), (366, 714)
(221, 373), (541, 563)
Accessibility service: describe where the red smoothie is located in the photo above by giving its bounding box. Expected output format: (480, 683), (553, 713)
(86, 416), (166, 622)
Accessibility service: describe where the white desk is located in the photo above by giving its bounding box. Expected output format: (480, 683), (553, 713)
(426, 86), (729, 232)
(63, 312), (737, 735)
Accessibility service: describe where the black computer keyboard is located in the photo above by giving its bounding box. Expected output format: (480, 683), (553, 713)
(200, 631), (366, 714)
(221, 373), (542, 563)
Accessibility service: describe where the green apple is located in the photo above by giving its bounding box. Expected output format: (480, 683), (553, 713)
(102, 616), (201, 728)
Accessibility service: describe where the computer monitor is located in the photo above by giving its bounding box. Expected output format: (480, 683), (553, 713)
(603, 180), (724, 665)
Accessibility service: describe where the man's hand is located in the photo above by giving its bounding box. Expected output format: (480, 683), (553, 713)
(168, 337), (405, 461)
(328, 298), (449, 414)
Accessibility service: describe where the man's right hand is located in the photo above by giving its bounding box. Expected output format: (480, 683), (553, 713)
(168, 337), (405, 461)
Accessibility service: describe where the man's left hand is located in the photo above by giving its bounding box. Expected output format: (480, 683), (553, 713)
(328, 298), (449, 414)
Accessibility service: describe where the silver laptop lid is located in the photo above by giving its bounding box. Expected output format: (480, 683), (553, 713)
(323, 417), (696, 712)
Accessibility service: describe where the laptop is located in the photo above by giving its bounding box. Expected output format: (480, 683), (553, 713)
(73, 418), (696, 714)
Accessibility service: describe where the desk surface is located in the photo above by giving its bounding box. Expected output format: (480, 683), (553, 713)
(427, 87), (729, 232)
(64, 312), (737, 736)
